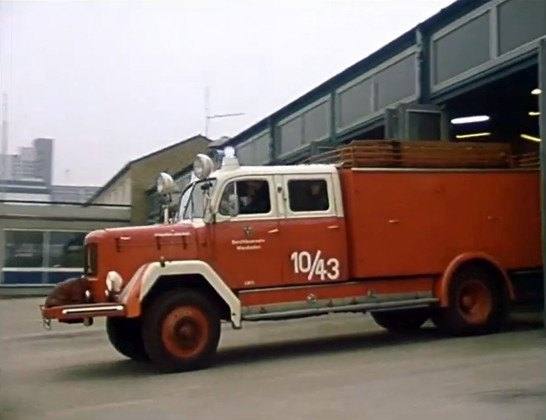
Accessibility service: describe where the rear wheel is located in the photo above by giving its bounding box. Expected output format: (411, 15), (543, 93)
(106, 317), (149, 361)
(371, 308), (430, 333)
(142, 290), (221, 373)
(432, 266), (507, 336)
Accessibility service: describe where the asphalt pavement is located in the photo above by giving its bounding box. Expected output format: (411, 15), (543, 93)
(0, 298), (544, 420)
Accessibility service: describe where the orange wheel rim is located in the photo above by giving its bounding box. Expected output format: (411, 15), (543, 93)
(161, 306), (209, 359)
(456, 280), (492, 324)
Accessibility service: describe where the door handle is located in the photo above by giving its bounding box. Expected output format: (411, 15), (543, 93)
(268, 228), (279, 234)
(327, 225), (339, 230)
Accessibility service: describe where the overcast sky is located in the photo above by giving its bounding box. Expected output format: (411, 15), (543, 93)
(1, 0), (454, 186)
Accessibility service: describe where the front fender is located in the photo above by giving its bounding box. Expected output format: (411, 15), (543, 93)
(120, 260), (241, 328)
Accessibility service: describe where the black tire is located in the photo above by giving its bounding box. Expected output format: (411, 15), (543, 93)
(142, 289), (221, 373)
(371, 308), (430, 333)
(432, 265), (508, 336)
(106, 317), (149, 361)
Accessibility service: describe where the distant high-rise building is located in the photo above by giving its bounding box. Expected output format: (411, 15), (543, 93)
(32, 137), (53, 186)
(0, 137), (99, 203)
(11, 146), (36, 179)
(0, 137), (53, 184)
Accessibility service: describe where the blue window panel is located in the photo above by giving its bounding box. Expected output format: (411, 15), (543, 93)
(46, 271), (83, 284)
(2, 271), (44, 284)
(1, 270), (83, 285)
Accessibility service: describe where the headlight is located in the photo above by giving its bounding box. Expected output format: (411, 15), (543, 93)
(106, 271), (123, 293)
(156, 172), (175, 195)
(193, 154), (214, 179)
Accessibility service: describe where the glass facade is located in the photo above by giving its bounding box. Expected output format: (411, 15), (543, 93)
(2, 229), (88, 284)
(4, 230), (44, 268)
(48, 231), (87, 268)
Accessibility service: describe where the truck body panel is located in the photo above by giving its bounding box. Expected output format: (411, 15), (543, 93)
(339, 169), (542, 280)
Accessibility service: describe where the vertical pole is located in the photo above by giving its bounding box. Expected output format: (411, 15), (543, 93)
(1, 94), (8, 181)
(268, 117), (276, 164)
(329, 90), (337, 145)
(416, 27), (430, 105)
(538, 39), (546, 331)
(204, 87), (210, 138)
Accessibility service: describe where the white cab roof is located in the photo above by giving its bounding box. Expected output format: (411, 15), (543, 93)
(210, 163), (338, 180)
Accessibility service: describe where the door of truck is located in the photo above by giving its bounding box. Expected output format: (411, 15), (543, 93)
(279, 173), (349, 285)
(210, 175), (282, 290)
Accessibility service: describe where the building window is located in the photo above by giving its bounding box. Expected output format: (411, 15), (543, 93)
(3, 229), (88, 268)
(48, 232), (87, 268)
(287, 179), (329, 212)
(4, 230), (44, 268)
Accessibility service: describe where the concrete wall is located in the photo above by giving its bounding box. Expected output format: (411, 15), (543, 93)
(87, 136), (210, 225)
(91, 172), (132, 206)
(0, 202), (130, 223)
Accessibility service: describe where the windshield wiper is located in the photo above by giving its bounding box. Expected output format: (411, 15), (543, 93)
(182, 185), (195, 220)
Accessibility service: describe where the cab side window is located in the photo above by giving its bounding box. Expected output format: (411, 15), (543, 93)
(288, 179), (329, 212)
(219, 179), (271, 216)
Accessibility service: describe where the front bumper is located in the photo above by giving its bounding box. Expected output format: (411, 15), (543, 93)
(40, 302), (126, 327)
(40, 275), (127, 326)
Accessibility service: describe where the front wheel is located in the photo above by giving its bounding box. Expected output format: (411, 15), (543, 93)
(106, 317), (149, 361)
(371, 308), (430, 333)
(142, 290), (221, 373)
(432, 266), (508, 336)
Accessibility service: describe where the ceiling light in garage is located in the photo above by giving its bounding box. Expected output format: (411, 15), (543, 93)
(520, 134), (541, 142)
(529, 111), (540, 116)
(531, 88), (541, 95)
(455, 132), (491, 139)
(451, 115), (490, 124)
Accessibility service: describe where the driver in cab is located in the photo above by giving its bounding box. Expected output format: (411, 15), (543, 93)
(219, 180), (270, 216)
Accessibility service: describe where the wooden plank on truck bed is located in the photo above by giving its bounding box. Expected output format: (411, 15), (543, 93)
(512, 152), (540, 168)
(305, 140), (514, 169)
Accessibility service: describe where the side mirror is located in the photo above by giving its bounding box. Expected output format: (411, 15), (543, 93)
(228, 194), (239, 217)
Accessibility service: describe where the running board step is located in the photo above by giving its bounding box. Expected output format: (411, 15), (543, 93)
(242, 297), (438, 321)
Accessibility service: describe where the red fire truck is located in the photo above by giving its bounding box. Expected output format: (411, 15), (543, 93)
(41, 142), (543, 373)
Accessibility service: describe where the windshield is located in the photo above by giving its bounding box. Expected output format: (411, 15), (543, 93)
(179, 179), (217, 221)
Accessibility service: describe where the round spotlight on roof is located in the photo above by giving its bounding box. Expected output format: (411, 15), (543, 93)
(193, 154), (214, 180)
(531, 88), (541, 95)
(156, 172), (175, 195)
(450, 115), (490, 125)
